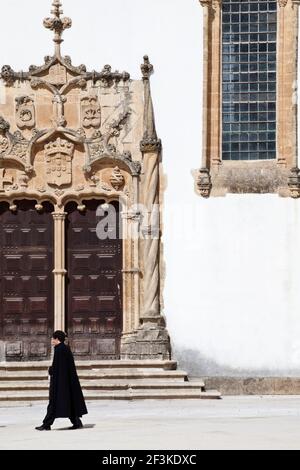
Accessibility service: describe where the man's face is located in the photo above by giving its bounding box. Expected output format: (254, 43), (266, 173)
(51, 338), (61, 346)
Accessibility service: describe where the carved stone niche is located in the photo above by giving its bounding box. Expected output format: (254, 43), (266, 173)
(44, 137), (75, 188)
(81, 95), (101, 129)
(15, 96), (35, 129)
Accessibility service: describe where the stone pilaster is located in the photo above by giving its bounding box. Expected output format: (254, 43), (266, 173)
(196, 0), (222, 198)
(52, 212), (67, 332)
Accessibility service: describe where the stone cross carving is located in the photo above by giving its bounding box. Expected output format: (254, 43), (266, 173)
(0, 169), (13, 191)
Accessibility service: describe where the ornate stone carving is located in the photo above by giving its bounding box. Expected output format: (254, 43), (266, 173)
(141, 55), (154, 80)
(288, 167), (300, 198)
(0, 136), (9, 155)
(197, 168), (212, 198)
(47, 64), (67, 86)
(110, 166), (125, 191)
(43, 1), (72, 56)
(18, 172), (29, 189)
(98, 65), (130, 88)
(10, 131), (29, 162)
(15, 96), (35, 129)
(0, 117), (10, 157)
(0, 169), (14, 192)
(85, 110), (141, 176)
(81, 96), (101, 129)
(278, 0), (288, 7)
(1, 65), (16, 86)
(140, 56), (161, 154)
(140, 138), (162, 153)
(0, 116), (10, 133)
(44, 137), (74, 187)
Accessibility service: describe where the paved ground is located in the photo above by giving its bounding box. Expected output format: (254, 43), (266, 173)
(0, 396), (300, 450)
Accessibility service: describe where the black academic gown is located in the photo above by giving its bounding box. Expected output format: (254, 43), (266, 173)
(49, 342), (88, 418)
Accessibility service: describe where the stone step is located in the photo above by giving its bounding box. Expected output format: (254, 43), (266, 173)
(0, 369), (188, 382)
(0, 380), (206, 391)
(0, 389), (221, 401)
(0, 360), (177, 371)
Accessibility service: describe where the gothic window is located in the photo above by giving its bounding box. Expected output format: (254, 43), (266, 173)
(222, 0), (277, 161)
(196, 0), (300, 198)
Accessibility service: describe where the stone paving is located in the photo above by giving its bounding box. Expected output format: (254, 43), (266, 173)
(1, 396), (300, 450)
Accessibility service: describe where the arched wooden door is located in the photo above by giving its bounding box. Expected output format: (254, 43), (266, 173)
(65, 200), (123, 359)
(0, 200), (54, 361)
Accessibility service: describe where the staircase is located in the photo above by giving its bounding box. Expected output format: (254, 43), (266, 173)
(0, 360), (220, 402)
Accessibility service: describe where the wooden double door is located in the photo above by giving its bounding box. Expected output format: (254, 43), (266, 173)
(65, 200), (123, 360)
(0, 199), (122, 361)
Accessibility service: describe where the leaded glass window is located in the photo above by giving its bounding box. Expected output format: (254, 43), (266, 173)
(222, 0), (277, 161)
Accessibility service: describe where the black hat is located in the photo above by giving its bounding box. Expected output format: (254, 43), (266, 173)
(52, 330), (67, 343)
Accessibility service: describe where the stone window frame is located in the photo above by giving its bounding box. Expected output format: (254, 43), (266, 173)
(195, 0), (300, 198)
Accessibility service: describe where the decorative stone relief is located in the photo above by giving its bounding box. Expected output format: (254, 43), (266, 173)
(45, 137), (74, 187)
(0, 169), (13, 191)
(10, 131), (29, 162)
(81, 95), (101, 129)
(15, 96), (35, 129)
(110, 166), (125, 191)
(0, 116), (10, 158)
(0, 135), (9, 155)
(47, 63), (67, 86)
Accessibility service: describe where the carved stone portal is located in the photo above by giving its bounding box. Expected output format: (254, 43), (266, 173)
(15, 96), (36, 129)
(81, 96), (101, 129)
(45, 137), (74, 187)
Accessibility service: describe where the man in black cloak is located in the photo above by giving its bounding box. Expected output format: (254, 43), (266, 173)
(36, 330), (88, 431)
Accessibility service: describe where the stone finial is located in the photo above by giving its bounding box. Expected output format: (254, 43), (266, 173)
(141, 56), (154, 80)
(43, 1), (72, 56)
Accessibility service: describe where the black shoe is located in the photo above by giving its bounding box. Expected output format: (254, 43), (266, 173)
(35, 424), (51, 431)
(68, 420), (83, 430)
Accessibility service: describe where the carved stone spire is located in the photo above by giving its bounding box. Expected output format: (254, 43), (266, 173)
(140, 56), (161, 153)
(43, 0), (72, 57)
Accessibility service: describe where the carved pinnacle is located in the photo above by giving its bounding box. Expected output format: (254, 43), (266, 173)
(43, 0), (72, 56)
(141, 56), (154, 80)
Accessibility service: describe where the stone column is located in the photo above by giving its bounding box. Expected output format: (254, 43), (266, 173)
(121, 57), (171, 360)
(52, 211), (67, 331)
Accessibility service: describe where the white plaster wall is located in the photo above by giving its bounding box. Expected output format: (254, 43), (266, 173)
(1, 0), (300, 375)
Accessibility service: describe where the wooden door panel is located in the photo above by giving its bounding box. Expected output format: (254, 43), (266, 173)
(66, 200), (122, 360)
(0, 200), (54, 361)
